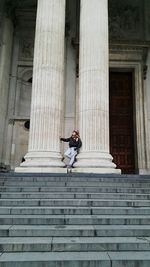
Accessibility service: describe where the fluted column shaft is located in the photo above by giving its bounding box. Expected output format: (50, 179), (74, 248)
(76, 0), (120, 173)
(16, 0), (66, 172)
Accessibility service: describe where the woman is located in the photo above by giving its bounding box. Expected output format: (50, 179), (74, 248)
(60, 130), (82, 168)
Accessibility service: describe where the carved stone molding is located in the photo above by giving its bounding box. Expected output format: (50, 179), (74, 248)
(8, 119), (15, 125)
(109, 41), (150, 63)
(143, 65), (148, 80)
(19, 39), (34, 60)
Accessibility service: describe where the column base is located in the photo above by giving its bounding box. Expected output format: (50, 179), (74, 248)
(74, 152), (121, 174)
(72, 167), (121, 174)
(15, 167), (67, 173)
(15, 151), (66, 173)
(138, 169), (150, 175)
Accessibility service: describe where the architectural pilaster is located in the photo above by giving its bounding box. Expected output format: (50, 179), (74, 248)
(143, 48), (150, 174)
(16, 0), (66, 173)
(0, 16), (13, 167)
(75, 0), (120, 173)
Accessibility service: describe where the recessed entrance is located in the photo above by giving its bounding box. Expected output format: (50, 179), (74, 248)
(109, 71), (136, 174)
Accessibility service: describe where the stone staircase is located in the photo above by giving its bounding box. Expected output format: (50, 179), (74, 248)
(0, 173), (150, 267)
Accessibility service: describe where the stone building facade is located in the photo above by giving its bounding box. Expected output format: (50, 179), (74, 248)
(0, 0), (150, 174)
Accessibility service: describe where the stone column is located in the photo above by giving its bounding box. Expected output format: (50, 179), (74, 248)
(16, 0), (66, 173)
(0, 16), (13, 167)
(75, 0), (120, 173)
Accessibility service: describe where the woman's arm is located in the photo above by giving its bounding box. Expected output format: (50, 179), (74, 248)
(60, 137), (70, 142)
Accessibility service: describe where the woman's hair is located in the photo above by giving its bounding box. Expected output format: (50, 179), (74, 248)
(73, 130), (80, 137)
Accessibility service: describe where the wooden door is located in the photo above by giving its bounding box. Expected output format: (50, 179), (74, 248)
(109, 72), (135, 174)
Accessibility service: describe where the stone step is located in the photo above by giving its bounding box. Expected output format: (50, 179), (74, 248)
(1, 206), (150, 215)
(0, 214), (150, 225)
(1, 186), (150, 194)
(1, 225), (150, 238)
(1, 198), (150, 207)
(0, 174), (150, 182)
(0, 236), (150, 252)
(1, 192), (150, 200)
(0, 174), (150, 267)
(1, 180), (150, 188)
(0, 251), (150, 267)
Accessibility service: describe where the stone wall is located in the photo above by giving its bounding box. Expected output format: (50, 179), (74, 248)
(3, 5), (36, 169)
(109, 0), (144, 40)
(64, 0), (79, 149)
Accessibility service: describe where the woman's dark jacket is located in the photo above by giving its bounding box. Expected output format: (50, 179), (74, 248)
(60, 137), (82, 152)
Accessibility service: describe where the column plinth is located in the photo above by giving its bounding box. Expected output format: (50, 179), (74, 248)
(74, 0), (121, 174)
(16, 0), (66, 173)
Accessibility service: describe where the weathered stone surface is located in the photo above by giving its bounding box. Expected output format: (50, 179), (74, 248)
(75, 0), (120, 173)
(0, 17), (13, 165)
(0, 173), (150, 266)
(16, 0), (66, 173)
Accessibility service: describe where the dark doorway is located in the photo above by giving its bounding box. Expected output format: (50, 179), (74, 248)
(109, 71), (135, 174)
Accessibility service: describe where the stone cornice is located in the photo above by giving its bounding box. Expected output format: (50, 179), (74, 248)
(109, 41), (150, 63)
(110, 40), (150, 49)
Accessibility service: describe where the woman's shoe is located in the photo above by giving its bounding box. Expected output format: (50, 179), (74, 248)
(63, 165), (67, 168)
(68, 165), (74, 168)
(61, 157), (65, 162)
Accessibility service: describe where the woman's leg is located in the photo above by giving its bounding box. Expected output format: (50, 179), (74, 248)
(64, 148), (72, 159)
(69, 148), (77, 166)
